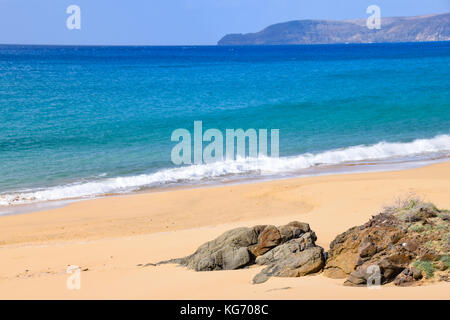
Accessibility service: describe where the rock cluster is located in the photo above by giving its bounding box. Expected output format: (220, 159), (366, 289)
(161, 221), (325, 284)
(324, 199), (449, 286)
(156, 199), (449, 287)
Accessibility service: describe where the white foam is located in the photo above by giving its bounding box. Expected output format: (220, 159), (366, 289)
(1, 134), (450, 206)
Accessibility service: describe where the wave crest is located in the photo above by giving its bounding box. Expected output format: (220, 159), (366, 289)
(1, 134), (450, 206)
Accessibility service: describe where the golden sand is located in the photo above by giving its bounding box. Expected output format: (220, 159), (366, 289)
(1, 162), (450, 299)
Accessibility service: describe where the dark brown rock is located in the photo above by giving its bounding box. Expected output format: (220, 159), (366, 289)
(394, 266), (423, 286)
(358, 239), (377, 258)
(249, 225), (282, 257)
(278, 221), (310, 242)
(324, 199), (449, 286)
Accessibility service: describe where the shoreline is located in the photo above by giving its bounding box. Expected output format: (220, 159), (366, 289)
(1, 156), (448, 217)
(1, 161), (449, 299)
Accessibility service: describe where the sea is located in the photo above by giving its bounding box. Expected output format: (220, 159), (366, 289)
(0, 42), (449, 209)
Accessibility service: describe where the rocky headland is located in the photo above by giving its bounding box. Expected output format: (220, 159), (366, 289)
(218, 13), (450, 45)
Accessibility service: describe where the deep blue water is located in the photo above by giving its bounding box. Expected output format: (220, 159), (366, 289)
(0, 43), (450, 205)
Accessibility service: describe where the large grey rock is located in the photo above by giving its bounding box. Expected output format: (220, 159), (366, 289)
(160, 221), (322, 275)
(156, 221), (325, 283)
(255, 232), (317, 265)
(182, 227), (260, 271)
(253, 246), (325, 284)
(252, 232), (324, 284)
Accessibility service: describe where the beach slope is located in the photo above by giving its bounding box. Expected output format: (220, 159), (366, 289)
(1, 162), (450, 299)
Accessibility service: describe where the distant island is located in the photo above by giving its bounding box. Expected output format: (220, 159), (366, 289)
(218, 13), (450, 45)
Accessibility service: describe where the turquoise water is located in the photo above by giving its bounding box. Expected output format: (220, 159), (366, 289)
(0, 43), (450, 205)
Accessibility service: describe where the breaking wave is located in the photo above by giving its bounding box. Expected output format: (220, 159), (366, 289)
(1, 134), (450, 206)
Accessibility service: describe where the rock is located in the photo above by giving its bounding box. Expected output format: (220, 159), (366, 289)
(253, 247), (325, 284)
(252, 272), (270, 284)
(419, 249), (441, 262)
(393, 266), (423, 286)
(358, 238), (377, 258)
(323, 267), (348, 279)
(163, 221), (320, 274)
(255, 232), (317, 265)
(249, 225), (281, 257)
(412, 267), (423, 279)
(438, 211), (450, 221)
(180, 226), (260, 271)
(379, 253), (412, 281)
(393, 271), (414, 286)
(222, 246), (251, 270)
(278, 221), (310, 242)
(155, 199), (449, 287)
(278, 247), (324, 277)
(435, 260), (448, 271)
(402, 241), (419, 252)
(249, 222), (312, 257)
(344, 269), (368, 286)
(323, 226), (362, 278)
(438, 274), (449, 282)
(253, 236), (325, 284)
(324, 199), (449, 286)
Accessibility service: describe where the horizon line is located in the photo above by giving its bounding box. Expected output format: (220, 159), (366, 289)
(1, 11), (448, 48)
(1, 41), (450, 47)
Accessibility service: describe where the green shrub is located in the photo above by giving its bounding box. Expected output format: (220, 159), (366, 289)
(413, 260), (434, 278)
(409, 224), (424, 232)
(440, 255), (450, 269)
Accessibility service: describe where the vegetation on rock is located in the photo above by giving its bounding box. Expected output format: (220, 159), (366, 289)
(324, 197), (449, 286)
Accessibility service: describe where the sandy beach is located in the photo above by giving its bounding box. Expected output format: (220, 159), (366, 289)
(1, 162), (450, 299)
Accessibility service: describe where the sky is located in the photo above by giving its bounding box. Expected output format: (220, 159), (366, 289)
(0, 0), (449, 45)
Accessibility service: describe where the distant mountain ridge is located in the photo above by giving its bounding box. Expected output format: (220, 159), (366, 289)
(218, 13), (450, 45)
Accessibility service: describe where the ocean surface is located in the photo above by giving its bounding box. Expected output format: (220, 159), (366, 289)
(0, 43), (450, 207)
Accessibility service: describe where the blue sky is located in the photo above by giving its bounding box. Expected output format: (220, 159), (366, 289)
(0, 0), (449, 45)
